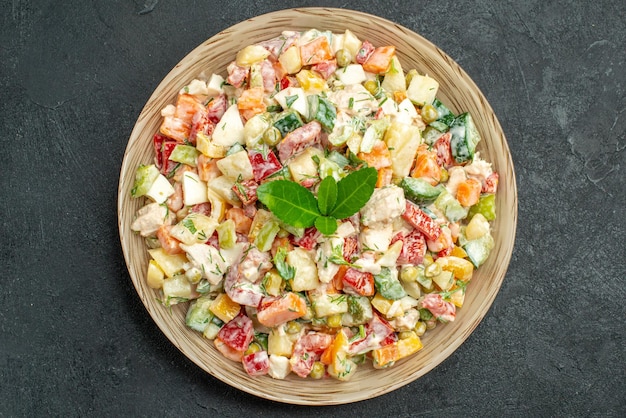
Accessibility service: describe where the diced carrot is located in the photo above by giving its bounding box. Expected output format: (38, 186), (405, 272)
(226, 207), (253, 235)
(299, 36), (333, 66)
(376, 167), (393, 188)
(362, 46), (396, 74)
(237, 87), (266, 121)
(175, 94), (206, 122)
(357, 140), (392, 170)
(331, 265), (348, 292)
(256, 292), (307, 327)
(456, 178), (482, 207)
(156, 225), (184, 255)
(411, 145), (441, 185)
(197, 154), (221, 183)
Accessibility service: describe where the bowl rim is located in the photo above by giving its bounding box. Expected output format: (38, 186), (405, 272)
(117, 7), (518, 405)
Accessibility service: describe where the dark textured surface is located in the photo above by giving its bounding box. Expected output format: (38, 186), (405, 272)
(1, 0), (624, 416)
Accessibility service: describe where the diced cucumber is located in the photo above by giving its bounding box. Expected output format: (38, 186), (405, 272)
(400, 177), (444, 204)
(307, 95), (337, 132)
(450, 112), (481, 163)
(186, 296), (215, 333)
(273, 110), (303, 137)
(468, 193), (497, 221)
(170, 145), (200, 166)
(430, 98), (456, 129)
(463, 233), (495, 268)
(422, 126), (444, 146)
(131, 164), (160, 197)
(373, 267), (407, 300)
(325, 150), (350, 168)
(434, 189), (468, 222)
(254, 219), (280, 252)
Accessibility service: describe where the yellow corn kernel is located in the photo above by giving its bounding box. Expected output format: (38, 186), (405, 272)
(209, 293), (241, 323)
(436, 256), (474, 282)
(146, 260), (165, 289)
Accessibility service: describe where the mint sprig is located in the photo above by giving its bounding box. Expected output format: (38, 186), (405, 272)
(256, 167), (377, 236)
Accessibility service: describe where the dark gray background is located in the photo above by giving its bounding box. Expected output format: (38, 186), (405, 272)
(2, 0), (624, 416)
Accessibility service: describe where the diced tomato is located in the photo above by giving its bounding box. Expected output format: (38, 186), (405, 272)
(279, 76), (295, 91)
(248, 149), (282, 182)
(227, 62), (249, 88)
(402, 201), (441, 241)
(437, 247), (453, 258)
(456, 178), (482, 207)
(348, 314), (396, 355)
(299, 36), (333, 66)
(242, 351), (270, 376)
(311, 59), (337, 79)
(226, 207), (253, 235)
(391, 229), (427, 265)
(342, 268), (375, 296)
(153, 133), (169, 169)
(214, 337), (245, 362)
(256, 292), (307, 327)
(290, 332), (333, 378)
(362, 46), (396, 74)
(277, 121), (322, 163)
(156, 225), (183, 255)
(358, 140), (392, 170)
(482, 172), (499, 193)
(206, 94), (228, 124)
(331, 265), (348, 292)
(355, 40), (375, 64)
(290, 227), (320, 250)
(196, 154), (221, 183)
(160, 141), (180, 176)
(238, 87), (267, 121)
(411, 144), (441, 185)
(217, 312), (254, 352)
(433, 132), (454, 168)
(421, 293), (456, 322)
(232, 179), (259, 206)
(342, 235), (359, 262)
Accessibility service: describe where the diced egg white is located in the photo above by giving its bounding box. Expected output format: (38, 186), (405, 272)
(335, 64), (367, 86)
(146, 173), (175, 204)
(182, 171), (208, 206)
(273, 87), (308, 118)
(206, 73), (225, 96)
(212, 104), (245, 147)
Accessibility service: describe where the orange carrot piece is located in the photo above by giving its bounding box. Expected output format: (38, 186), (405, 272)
(456, 178), (482, 207)
(237, 87), (266, 120)
(411, 145), (441, 185)
(362, 46), (396, 74)
(376, 167), (393, 188)
(299, 36), (333, 66)
(358, 140), (392, 170)
(156, 225), (184, 255)
(256, 293), (307, 327)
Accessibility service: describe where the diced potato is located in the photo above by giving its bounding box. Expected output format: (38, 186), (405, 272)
(206, 73), (225, 96)
(287, 147), (323, 185)
(236, 44), (270, 67)
(210, 293), (241, 323)
(206, 188), (226, 222)
(449, 286), (465, 308)
(274, 87), (308, 118)
(376, 240), (403, 267)
(212, 104), (245, 147)
(170, 213), (218, 245)
(146, 174), (175, 204)
(406, 74), (439, 106)
(286, 247), (319, 292)
(216, 150), (254, 181)
(336, 64), (367, 85)
(268, 355), (291, 379)
(268, 329), (294, 357)
(262, 270), (283, 297)
(432, 270), (454, 291)
(146, 260), (165, 289)
(162, 274), (193, 304)
(383, 121), (422, 178)
(465, 213), (490, 241)
(182, 171), (208, 206)
(381, 57), (406, 94)
(308, 292), (349, 318)
(148, 248), (188, 278)
(342, 29), (362, 62)
(207, 176), (240, 206)
(248, 209), (274, 243)
(278, 45), (302, 74)
(243, 113), (272, 148)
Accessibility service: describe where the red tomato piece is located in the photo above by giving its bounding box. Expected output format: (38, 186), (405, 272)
(342, 268), (375, 296)
(290, 227), (320, 250)
(206, 94), (228, 124)
(248, 149), (282, 182)
(391, 229), (427, 265)
(188, 109), (212, 145)
(421, 293), (456, 322)
(482, 172), (499, 193)
(242, 351), (270, 376)
(355, 40), (375, 64)
(159, 141), (180, 176)
(433, 132), (454, 168)
(217, 312), (254, 352)
(290, 332), (333, 378)
(402, 202), (441, 241)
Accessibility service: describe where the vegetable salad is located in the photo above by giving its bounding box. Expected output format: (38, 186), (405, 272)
(130, 28), (499, 380)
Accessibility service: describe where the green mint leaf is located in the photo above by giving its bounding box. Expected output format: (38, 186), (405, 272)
(314, 216), (338, 235)
(317, 176), (337, 216)
(273, 246), (295, 280)
(256, 180), (320, 228)
(330, 167), (378, 220)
